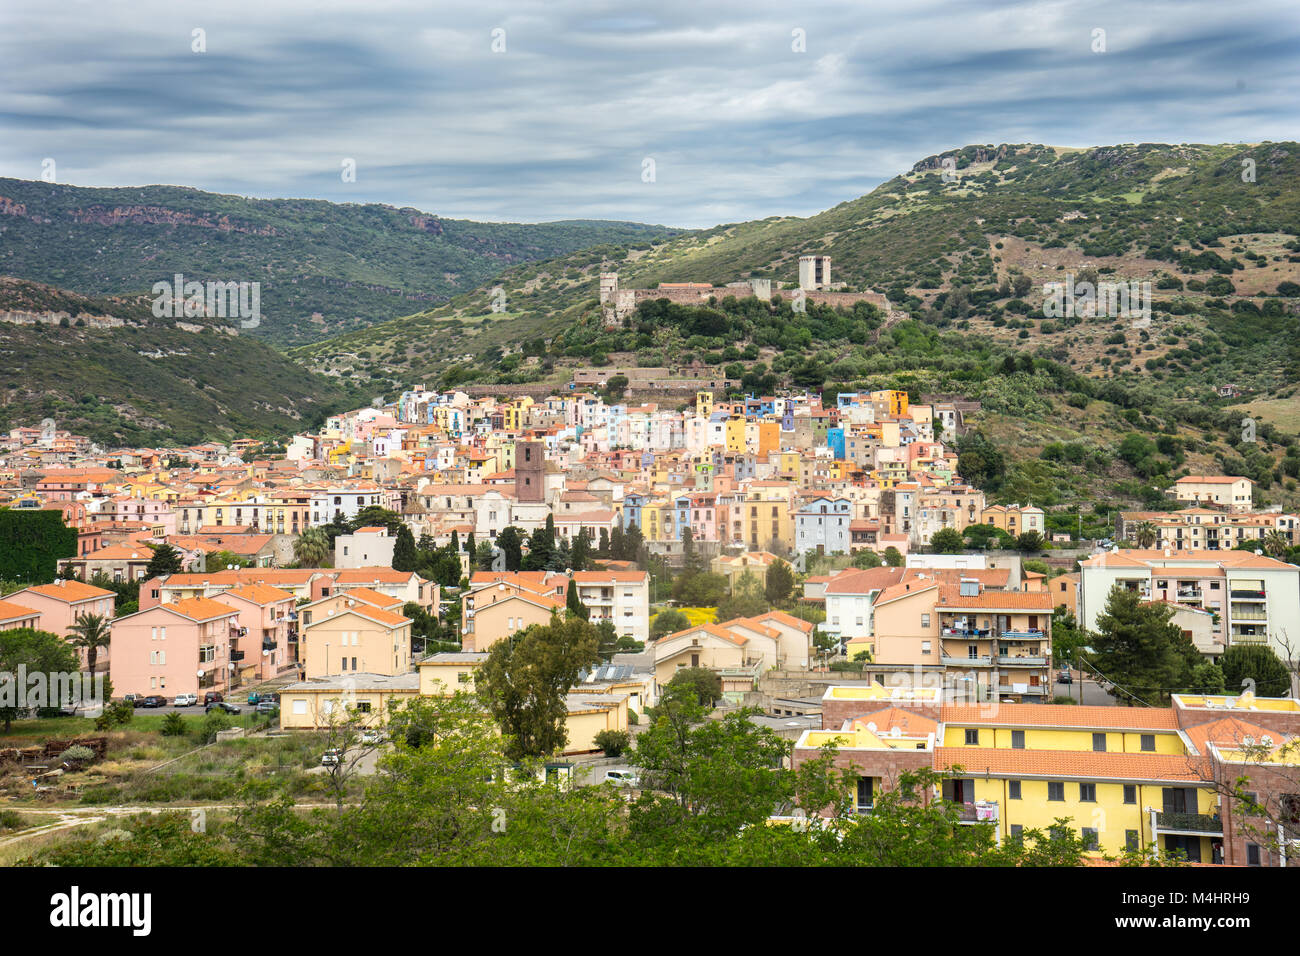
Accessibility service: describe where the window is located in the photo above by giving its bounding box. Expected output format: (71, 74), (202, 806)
(1140, 734), (1155, 752)
(1009, 824), (1023, 842)
(1092, 733), (1106, 752)
(1048, 781), (1065, 801)
(1247, 843), (1261, 866)
(1009, 780), (1021, 800)
(921, 614), (930, 628)
(1011, 730), (1025, 749)
(1079, 783), (1097, 802)
(355, 701), (371, 713)
(921, 640), (931, 655)
(293, 699), (307, 715)
(1123, 784), (1137, 805)
(965, 729), (979, 745)
(1125, 830), (1139, 851)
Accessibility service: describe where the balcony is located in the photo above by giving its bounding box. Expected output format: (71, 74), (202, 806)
(954, 800), (999, 824)
(1230, 589), (1266, 600)
(997, 655), (1047, 667)
(942, 655), (992, 667)
(1001, 629), (1044, 640)
(230, 650), (246, 662)
(1155, 811), (1222, 836)
(942, 628), (990, 639)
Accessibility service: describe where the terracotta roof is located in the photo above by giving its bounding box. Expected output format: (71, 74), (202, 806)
(749, 609), (816, 634)
(939, 703), (1180, 731)
(935, 587), (1054, 611)
(310, 602), (409, 628)
(935, 747), (1209, 783)
(220, 583), (295, 605)
(824, 566), (907, 596)
(849, 706), (939, 737)
(1182, 717), (1286, 754)
(0, 600), (41, 624)
(337, 587), (404, 610)
(19, 580), (115, 602)
(168, 596), (241, 622)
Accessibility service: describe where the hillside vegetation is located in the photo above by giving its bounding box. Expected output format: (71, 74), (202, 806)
(0, 178), (680, 346)
(0, 278), (359, 446)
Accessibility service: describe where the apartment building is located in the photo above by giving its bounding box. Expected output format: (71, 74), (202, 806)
(298, 591), (411, 678)
(1171, 476), (1255, 513)
(571, 571), (650, 644)
(796, 686), (1300, 865)
(1078, 549), (1300, 664)
(110, 597), (243, 698)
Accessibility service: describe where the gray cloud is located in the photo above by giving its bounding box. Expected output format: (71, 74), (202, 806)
(0, 0), (1296, 228)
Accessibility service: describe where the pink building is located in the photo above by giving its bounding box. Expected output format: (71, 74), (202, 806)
(211, 584), (298, 682)
(6, 580), (116, 670)
(109, 597), (241, 698)
(0, 599), (42, 632)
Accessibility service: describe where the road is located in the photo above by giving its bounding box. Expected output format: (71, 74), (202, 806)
(1053, 669), (1117, 706)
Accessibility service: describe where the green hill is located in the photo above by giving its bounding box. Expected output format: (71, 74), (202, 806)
(295, 142), (1300, 514)
(0, 178), (681, 346)
(0, 277), (361, 446)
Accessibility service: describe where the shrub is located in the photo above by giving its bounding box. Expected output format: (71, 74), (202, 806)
(198, 711), (232, 744)
(594, 729), (631, 757)
(59, 745), (95, 766)
(627, 709), (639, 726)
(162, 712), (188, 737)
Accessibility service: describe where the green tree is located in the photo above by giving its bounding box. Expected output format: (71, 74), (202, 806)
(929, 527), (965, 553)
(852, 549), (882, 569)
(566, 581), (590, 620)
(716, 570), (770, 621)
(1219, 644), (1293, 698)
(570, 528), (593, 572)
(1090, 585), (1196, 704)
(651, 609), (690, 640)
(882, 546), (904, 567)
(496, 527), (524, 571)
(1016, 531), (1045, 552)
(0, 627), (79, 731)
(477, 613), (601, 760)
(295, 522), (332, 567)
(765, 559), (794, 607)
(629, 684), (791, 844)
(665, 666), (723, 707)
(392, 525), (419, 572)
(145, 543), (183, 577)
(67, 612), (111, 681)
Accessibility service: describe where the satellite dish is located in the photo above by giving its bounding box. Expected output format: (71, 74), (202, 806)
(196, 670), (205, 678)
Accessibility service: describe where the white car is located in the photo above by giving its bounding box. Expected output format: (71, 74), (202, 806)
(360, 730), (387, 745)
(173, 693), (199, 707)
(321, 749), (343, 766)
(604, 769), (640, 788)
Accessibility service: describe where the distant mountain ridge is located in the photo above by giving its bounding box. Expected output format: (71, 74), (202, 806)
(0, 178), (681, 346)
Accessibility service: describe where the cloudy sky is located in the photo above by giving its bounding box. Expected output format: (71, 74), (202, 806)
(2, 0), (1297, 229)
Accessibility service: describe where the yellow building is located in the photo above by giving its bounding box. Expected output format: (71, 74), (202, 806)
(796, 688), (1300, 865)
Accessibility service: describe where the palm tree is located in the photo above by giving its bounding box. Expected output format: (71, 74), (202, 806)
(1262, 530), (1289, 558)
(294, 527), (331, 567)
(1135, 521), (1158, 549)
(68, 612), (112, 680)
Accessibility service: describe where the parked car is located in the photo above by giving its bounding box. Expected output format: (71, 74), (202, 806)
(139, 695), (169, 708)
(123, 693), (141, 706)
(1057, 669), (1073, 684)
(247, 692), (262, 705)
(321, 749), (343, 767)
(604, 769), (640, 788)
(204, 692), (224, 705)
(206, 701), (241, 715)
(262, 692), (280, 703)
(256, 701), (280, 715)
(60, 700), (103, 717)
(173, 693), (199, 707)
(360, 729), (386, 745)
